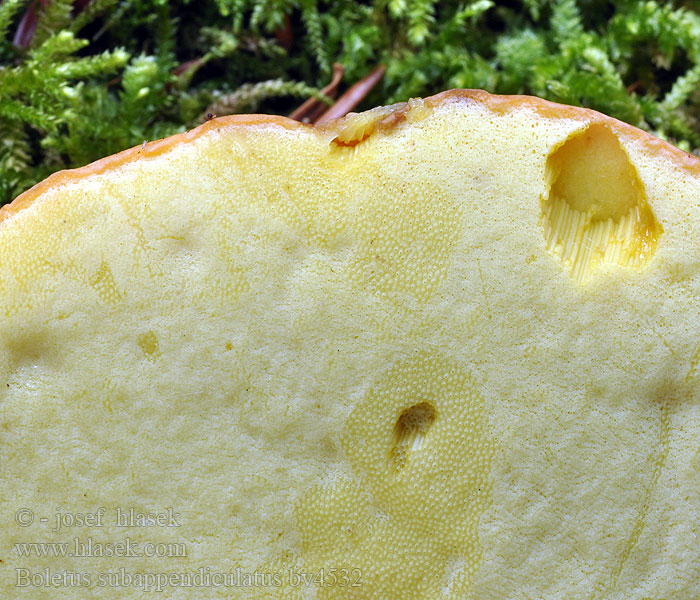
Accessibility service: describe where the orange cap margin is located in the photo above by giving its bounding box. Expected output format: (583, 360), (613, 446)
(3, 89), (698, 227)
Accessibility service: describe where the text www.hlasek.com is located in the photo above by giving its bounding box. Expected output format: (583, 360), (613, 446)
(14, 537), (186, 558)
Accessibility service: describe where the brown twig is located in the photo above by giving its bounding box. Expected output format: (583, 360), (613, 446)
(275, 14), (293, 52)
(288, 62), (345, 123)
(314, 64), (386, 125)
(173, 56), (207, 77)
(13, 0), (95, 48)
(13, 0), (47, 48)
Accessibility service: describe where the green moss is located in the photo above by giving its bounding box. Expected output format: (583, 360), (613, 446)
(2, 0), (700, 205)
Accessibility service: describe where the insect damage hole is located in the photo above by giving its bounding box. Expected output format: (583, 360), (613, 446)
(390, 402), (437, 469)
(541, 124), (662, 283)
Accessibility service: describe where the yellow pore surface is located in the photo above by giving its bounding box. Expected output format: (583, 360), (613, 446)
(0, 94), (699, 600)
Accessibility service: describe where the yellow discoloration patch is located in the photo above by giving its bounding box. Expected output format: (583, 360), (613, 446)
(137, 330), (161, 360)
(285, 354), (495, 599)
(88, 261), (122, 305)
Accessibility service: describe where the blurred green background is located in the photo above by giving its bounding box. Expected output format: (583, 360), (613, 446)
(2, 0), (700, 205)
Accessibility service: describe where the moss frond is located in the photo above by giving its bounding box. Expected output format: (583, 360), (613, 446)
(202, 78), (331, 120)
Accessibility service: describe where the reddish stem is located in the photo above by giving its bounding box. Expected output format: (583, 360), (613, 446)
(13, 1), (97, 48)
(275, 14), (293, 52)
(173, 57), (206, 77)
(314, 65), (386, 125)
(289, 62), (345, 123)
(13, 0), (46, 48)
